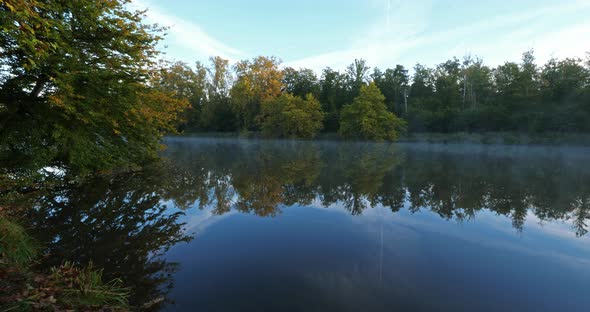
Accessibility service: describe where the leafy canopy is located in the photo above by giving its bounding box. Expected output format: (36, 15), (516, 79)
(339, 83), (406, 141)
(0, 0), (188, 178)
(259, 93), (324, 139)
(230, 56), (283, 131)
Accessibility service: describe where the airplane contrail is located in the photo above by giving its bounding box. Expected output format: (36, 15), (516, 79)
(387, 0), (391, 29)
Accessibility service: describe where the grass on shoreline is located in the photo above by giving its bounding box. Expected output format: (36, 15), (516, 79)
(0, 216), (130, 311)
(0, 217), (37, 269)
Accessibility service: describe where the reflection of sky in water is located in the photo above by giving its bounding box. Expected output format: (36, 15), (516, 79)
(166, 191), (590, 312)
(175, 197), (590, 264)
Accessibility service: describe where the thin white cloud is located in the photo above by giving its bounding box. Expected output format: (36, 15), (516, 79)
(533, 22), (590, 63)
(130, 0), (244, 62)
(286, 0), (590, 72)
(131, 0), (590, 72)
(286, 0), (431, 72)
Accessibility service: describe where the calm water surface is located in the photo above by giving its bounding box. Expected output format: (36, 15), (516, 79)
(29, 137), (590, 311)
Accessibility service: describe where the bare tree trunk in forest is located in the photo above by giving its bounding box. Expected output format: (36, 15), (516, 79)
(463, 73), (467, 109)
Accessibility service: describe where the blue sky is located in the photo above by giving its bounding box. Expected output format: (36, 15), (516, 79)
(132, 0), (590, 72)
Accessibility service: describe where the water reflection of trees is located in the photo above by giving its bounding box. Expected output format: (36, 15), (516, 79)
(165, 139), (590, 237)
(24, 163), (195, 310)
(17, 140), (590, 309)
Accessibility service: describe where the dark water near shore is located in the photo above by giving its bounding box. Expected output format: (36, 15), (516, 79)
(28, 138), (590, 311)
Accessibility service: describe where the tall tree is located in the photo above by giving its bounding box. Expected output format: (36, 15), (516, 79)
(410, 63), (435, 99)
(540, 57), (590, 131)
(520, 50), (540, 98)
(319, 68), (347, 132)
(460, 56), (493, 109)
(435, 58), (463, 110)
(406, 63), (437, 132)
(201, 56), (236, 131)
(541, 57), (587, 101)
(230, 56), (283, 131)
(493, 61), (526, 130)
(282, 67), (319, 98)
(259, 93), (324, 138)
(339, 83), (406, 141)
(151, 61), (207, 130)
(0, 0), (188, 178)
(345, 59), (371, 99)
(373, 65), (409, 115)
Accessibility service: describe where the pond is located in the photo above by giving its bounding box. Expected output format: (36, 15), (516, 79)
(27, 137), (590, 311)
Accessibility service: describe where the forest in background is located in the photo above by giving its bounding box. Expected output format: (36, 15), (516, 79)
(154, 51), (590, 138)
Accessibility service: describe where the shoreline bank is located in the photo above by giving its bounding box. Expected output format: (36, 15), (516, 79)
(174, 131), (590, 146)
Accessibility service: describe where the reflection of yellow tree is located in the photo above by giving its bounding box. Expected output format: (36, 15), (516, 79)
(234, 175), (284, 217)
(231, 144), (324, 216)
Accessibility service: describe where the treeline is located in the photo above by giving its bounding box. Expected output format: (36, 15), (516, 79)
(154, 51), (590, 138)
